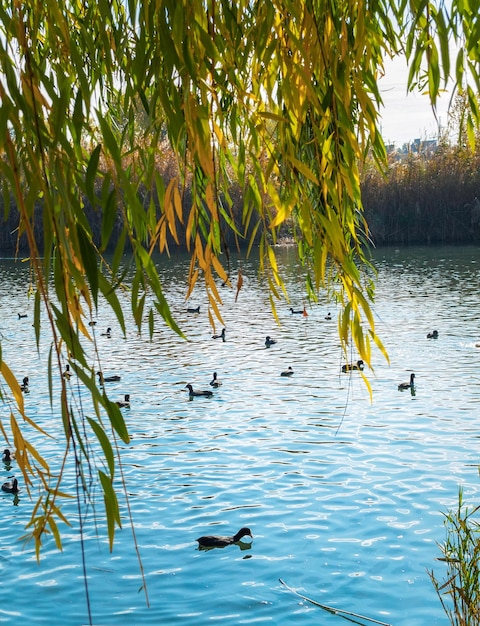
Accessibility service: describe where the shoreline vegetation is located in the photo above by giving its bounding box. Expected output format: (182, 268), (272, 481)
(2, 140), (480, 256)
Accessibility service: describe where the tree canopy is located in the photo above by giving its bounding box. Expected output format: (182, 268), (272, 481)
(0, 0), (479, 558)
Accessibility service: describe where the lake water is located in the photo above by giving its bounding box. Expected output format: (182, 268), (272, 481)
(0, 245), (479, 625)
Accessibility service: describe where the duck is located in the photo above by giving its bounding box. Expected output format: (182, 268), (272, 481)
(1, 477), (18, 494)
(185, 384), (213, 398)
(88, 320), (97, 326)
(212, 328), (226, 342)
(289, 307), (303, 314)
(2, 449), (14, 464)
(196, 527), (252, 549)
(398, 373), (415, 391)
(101, 327), (112, 337)
(20, 376), (29, 392)
(325, 312), (332, 320)
(115, 394), (130, 408)
(280, 367), (294, 377)
(63, 364), (72, 380)
(265, 336), (277, 348)
(341, 360), (364, 373)
(427, 330), (439, 339)
(97, 371), (121, 384)
(210, 372), (222, 387)
(187, 305), (200, 313)
(17, 313), (27, 319)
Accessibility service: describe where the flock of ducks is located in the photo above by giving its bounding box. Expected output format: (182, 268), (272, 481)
(184, 309), (427, 402)
(191, 322), (435, 548)
(9, 308), (432, 539)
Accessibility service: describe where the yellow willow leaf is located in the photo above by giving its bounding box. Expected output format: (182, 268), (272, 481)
(185, 206), (196, 250)
(49, 503), (72, 525)
(370, 329), (390, 365)
(47, 515), (63, 551)
(24, 439), (50, 473)
(258, 111), (288, 122)
(235, 268), (244, 302)
(46, 487), (74, 499)
(213, 119), (226, 150)
(205, 183), (218, 221)
(287, 155), (319, 184)
(206, 275), (222, 304)
(163, 182), (180, 244)
(359, 371), (373, 402)
(164, 176), (176, 210)
(270, 202), (292, 228)
(208, 308), (215, 330)
(207, 290), (224, 323)
(195, 234), (205, 268)
(204, 243), (212, 265)
(268, 292), (280, 324)
(0, 419), (9, 443)
(173, 183), (183, 222)
(340, 302), (352, 345)
(20, 72), (50, 110)
(266, 246), (281, 285)
(159, 220), (169, 253)
(159, 190), (179, 244)
(1, 361), (24, 416)
(185, 268), (199, 301)
(211, 254), (228, 283)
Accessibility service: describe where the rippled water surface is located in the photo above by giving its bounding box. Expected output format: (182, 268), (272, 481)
(1, 246), (480, 625)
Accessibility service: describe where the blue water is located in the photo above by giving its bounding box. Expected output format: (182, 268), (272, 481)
(1, 246), (479, 625)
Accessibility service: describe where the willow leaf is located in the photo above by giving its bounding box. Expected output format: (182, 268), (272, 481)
(87, 417), (115, 478)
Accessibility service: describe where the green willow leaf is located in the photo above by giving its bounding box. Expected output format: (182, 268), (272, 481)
(76, 224), (99, 306)
(98, 469), (121, 552)
(104, 401), (130, 444)
(86, 144), (102, 205)
(87, 417), (115, 478)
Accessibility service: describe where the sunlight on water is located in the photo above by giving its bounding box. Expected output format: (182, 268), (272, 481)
(0, 246), (479, 625)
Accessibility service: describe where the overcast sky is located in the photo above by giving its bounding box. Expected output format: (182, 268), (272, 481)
(378, 54), (453, 147)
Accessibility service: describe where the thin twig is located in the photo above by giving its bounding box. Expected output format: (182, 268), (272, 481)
(279, 579), (392, 626)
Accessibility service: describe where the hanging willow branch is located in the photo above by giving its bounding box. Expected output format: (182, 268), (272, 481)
(0, 0), (478, 558)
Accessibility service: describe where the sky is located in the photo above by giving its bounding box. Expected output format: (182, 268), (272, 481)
(377, 54), (453, 147)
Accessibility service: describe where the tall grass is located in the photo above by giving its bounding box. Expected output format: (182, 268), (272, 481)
(430, 488), (480, 625)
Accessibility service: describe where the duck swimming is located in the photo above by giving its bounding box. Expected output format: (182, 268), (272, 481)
(20, 376), (29, 392)
(196, 527), (252, 549)
(115, 394), (130, 408)
(398, 373), (415, 391)
(289, 307), (303, 314)
(2, 449), (13, 464)
(325, 312), (332, 320)
(212, 328), (226, 341)
(1, 477), (18, 494)
(210, 372), (222, 387)
(427, 330), (439, 339)
(265, 336), (277, 348)
(97, 371), (121, 384)
(187, 305), (200, 313)
(63, 364), (72, 380)
(280, 367), (294, 377)
(341, 360), (364, 373)
(101, 327), (112, 338)
(185, 384), (213, 398)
